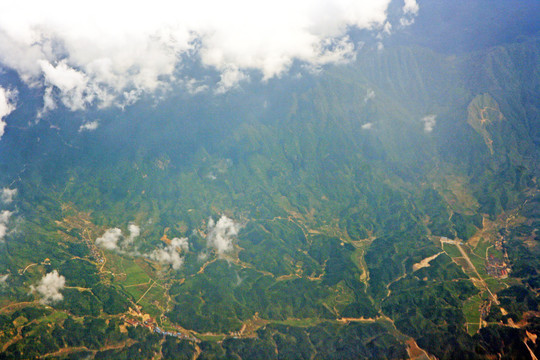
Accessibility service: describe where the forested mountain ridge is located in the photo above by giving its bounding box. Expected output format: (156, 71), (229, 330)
(0, 30), (538, 360)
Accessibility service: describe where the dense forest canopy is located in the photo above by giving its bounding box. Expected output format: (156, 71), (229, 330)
(0, 0), (538, 359)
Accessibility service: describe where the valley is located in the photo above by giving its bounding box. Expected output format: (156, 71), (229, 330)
(0, 10), (538, 358)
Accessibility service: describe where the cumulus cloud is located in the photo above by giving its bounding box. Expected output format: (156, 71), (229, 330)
(400, 0), (419, 26)
(206, 215), (241, 255)
(0, 0), (419, 110)
(422, 114), (437, 133)
(403, 0), (419, 15)
(0, 87), (17, 139)
(95, 224), (141, 251)
(147, 237), (189, 270)
(31, 270), (65, 304)
(129, 223), (141, 238)
(95, 223), (191, 269)
(95, 228), (123, 250)
(40, 60), (92, 111)
(1, 188), (17, 204)
(0, 210), (12, 242)
(78, 120), (99, 132)
(216, 66), (249, 94)
(124, 223), (141, 247)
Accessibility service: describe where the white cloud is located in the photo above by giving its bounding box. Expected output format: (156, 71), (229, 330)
(363, 88), (375, 103)
(37, 86), (57, 118)
(0, 210), (12, 242)
(198, 251), (209, 262)
(0, 274), (8, 287)
(0, 211), (11, 223)
(0, 87), (16, 139)
(403, 0), (419, 15)
(399, 17), (415, 27)
(422, 114), (437, 133)
(78, 120), (99, 132)
(128, 223), (141, 238)
(361, 122), (373, 130)
(40, 60), (91, 111)
(1, 188), (17, 204)
(382, 22), (392, 35)
(0, 0), (404, 109)
(173, 237), (189, 252)
(216, 66), (249, 94)
(206, 215), (241, 255)
(95, 224), (140, 251)
(95, 223), (190, 269)
(147, 237), (189, 270)
(183, 78), (209, 95)
(31, 270), (65, 304)
(124, 223), (140, 247)
(400, 0), (419, 26)
(95, 228), (123, 250)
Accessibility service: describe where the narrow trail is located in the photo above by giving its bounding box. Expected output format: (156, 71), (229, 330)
(0, 301), (39, 315)
(137, 280), (156, 304)
(21, 263), (37, 274)
(524, 340), (538, 360)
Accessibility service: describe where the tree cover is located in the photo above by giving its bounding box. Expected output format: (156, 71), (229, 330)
(0, 35), (538, 359)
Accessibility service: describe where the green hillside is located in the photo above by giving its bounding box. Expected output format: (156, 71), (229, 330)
(0, 30), (538, 360)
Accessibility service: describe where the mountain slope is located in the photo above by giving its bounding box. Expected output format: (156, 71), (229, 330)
(0, 35), (538, 359)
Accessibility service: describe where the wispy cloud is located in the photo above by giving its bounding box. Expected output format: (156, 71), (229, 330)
(363, 88), (375, 103)
(361, 122), (373, 130)
(0, 210), (12, 243)
(78, 120), (99, 132)
(0, 87), (16, 139)
(0, 274), (9, 287)
(125, 224), (140, 246)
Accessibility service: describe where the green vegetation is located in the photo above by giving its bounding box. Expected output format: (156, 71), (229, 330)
(91, 283), (131, 315)
(462, 294), (483, 335)
(442, 243), (462, 258)
(60, 258), (100, 288)
(0, 26), (538, 360)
